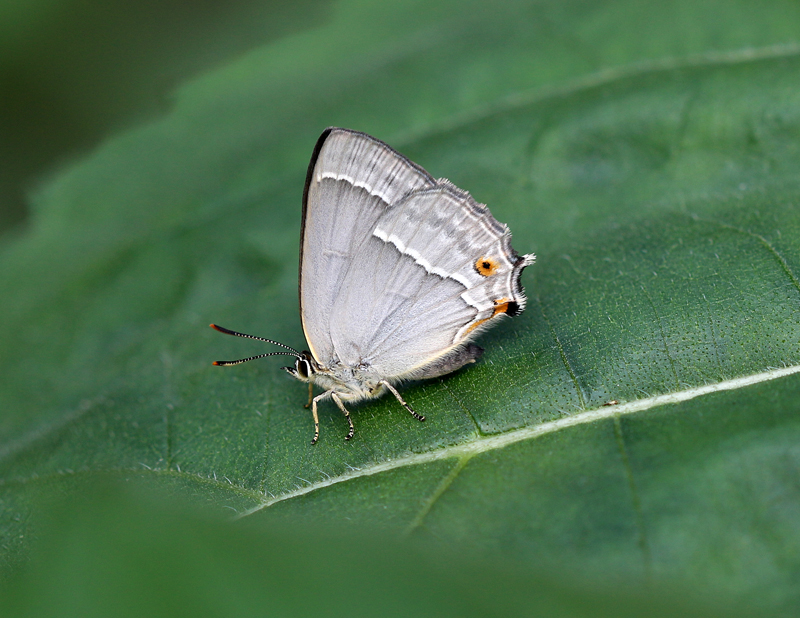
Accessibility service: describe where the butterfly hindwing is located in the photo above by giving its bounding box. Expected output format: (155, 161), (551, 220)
(330, 181), (531, 378)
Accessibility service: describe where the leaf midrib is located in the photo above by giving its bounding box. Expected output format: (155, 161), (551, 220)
(3, 364), (798, 531)
(233, 363), (800, 518)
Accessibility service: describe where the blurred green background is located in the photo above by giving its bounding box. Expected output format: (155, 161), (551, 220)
(0, 0), (329, 232)
(3, 1), (800, 616)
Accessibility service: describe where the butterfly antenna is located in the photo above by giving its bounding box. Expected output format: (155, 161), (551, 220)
(209, 324), (302, 357)
(212, 351), (298, 366)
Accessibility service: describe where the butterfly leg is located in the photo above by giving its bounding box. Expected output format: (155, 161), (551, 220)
(310, 390), (330, 445)
(379, 380), (425, 422)
(330, 392), (355, 441)
(304, 382), (313, 408)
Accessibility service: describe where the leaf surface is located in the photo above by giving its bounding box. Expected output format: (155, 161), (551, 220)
(2, 0), (800, 613)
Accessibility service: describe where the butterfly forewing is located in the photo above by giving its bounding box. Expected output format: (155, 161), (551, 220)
(300, 128), (435, 365)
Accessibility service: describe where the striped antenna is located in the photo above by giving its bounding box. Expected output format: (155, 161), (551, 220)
(212, 351), (298, 366)
(209, 323), (301, 366)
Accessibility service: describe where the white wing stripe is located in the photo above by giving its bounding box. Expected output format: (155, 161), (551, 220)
(374, 227), (473, 288)
(318, 171), (394, 203)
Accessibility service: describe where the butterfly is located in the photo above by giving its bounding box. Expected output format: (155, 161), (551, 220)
(212, 128), (534, 444)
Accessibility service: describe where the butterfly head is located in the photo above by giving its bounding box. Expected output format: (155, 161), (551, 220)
(283, 351), (318, 382)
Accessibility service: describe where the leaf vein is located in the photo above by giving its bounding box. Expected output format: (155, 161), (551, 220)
(404, 456), (470, 535)
(536, 295), (586, 409)
(259, 395), (273, 496)
(0, 396), (107, 468)
(703, 293), (723, 372)
(641, 286), (681, 389)
(440, 380), (481, 434)
(392, 43), (800, 149)
(613, 416), (652, 578)
(701, 218), (800, 298)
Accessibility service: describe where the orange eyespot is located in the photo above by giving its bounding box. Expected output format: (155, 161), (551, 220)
(492, 298), (511, 317)
(492, 297), (522, 317)
(462, 298), (518, 336)
(475, 256), (499, 276)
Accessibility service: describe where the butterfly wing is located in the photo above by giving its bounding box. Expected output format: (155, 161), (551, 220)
(299, 128), (436, 365)
(329, 179), (533, 379)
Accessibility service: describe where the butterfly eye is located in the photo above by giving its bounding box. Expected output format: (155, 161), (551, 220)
(475, 256), (499, 276)
(296, 358), (311, 379)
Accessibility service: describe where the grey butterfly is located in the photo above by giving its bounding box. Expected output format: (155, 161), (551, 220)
(212, 127), (534, 444)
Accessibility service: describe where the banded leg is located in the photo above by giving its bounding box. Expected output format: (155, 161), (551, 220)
(331, 392), (355, 441)
(379, 380), (425, 422)
(310, 390), (330, 445)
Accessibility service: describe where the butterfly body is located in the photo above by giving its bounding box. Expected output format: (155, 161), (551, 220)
(287, 352), (387, 402)
(213, 128), (534, 444)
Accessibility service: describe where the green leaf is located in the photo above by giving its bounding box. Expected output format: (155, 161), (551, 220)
(2, 0), (800, 614)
